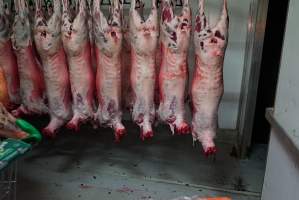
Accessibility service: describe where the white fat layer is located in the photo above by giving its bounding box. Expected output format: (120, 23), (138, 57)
(129, 0), (158, 134)
(96, 52), (122, 129)
(61, 0), (94, 120)
(191, 0), (229, 150)
(34, 0), (72, 122)
(158, 1), (191, 128)
(15, 51), (47, 114)
(11, 1), (47, 114)
(94, 0), (123, 130)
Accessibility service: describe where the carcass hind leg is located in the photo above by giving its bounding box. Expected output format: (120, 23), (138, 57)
(175, 120), (190, 135)
(66, 113), (81, 132)
(140, 119), (154, 141)
(42, 117), (65, 138)
(168, 116), (190, 135)
(113, 120), (126, 143)
(200, 131), (217, 157)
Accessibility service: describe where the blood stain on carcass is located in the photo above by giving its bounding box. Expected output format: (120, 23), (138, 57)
(215, 30), (225, 40)
(162, 8), (172, 22)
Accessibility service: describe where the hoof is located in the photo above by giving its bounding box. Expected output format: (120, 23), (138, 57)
(42, 128), (56, 138)
(141, 131), (154, 141)
(66, 122), (80, 132)
(204, 146), (217, 157)
(114, 128), (126, 143)
(176, 122), (190, 135)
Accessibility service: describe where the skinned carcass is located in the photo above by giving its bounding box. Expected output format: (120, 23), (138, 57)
(158, 0), (191, 135)
(34, 0), (72, 137)
(191, 0), (229, 156)
(93, 0), (125, 142)
(129, 0), (158, 140)
(121, 0), (145, 110)
(61, 0), (95, 131)
(11, 0), (47, 117)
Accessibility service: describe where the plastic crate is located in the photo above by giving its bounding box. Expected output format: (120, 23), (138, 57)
(0, 138), (33, 200)
(0, 162), (17, 200)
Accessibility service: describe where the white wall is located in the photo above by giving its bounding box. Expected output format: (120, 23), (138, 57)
(262, 130), (299, 200)
(262, 0), (299, 199)
(272, 0), (299, 135)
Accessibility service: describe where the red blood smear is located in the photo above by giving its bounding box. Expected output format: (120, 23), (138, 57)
(116, 186), (134, 193)
(162, 7), (172, 22)
(111, 31), (116, 37)
(79, 184), (93, 189)
(210, 38), (218, 44)
(195, 22), (201, 32)
(204, 147), (217, 157)
(215, 30), (225, 40)
(114, 128), (126, 143)
(171, 32), (177, 42)
(141, 131), (154, 141)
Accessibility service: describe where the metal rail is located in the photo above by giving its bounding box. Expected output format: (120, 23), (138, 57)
(236, 0), (269, 158)
(0, 162), (17, 200)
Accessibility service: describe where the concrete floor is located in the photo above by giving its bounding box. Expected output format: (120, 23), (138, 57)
(16, 119), (266, 200)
